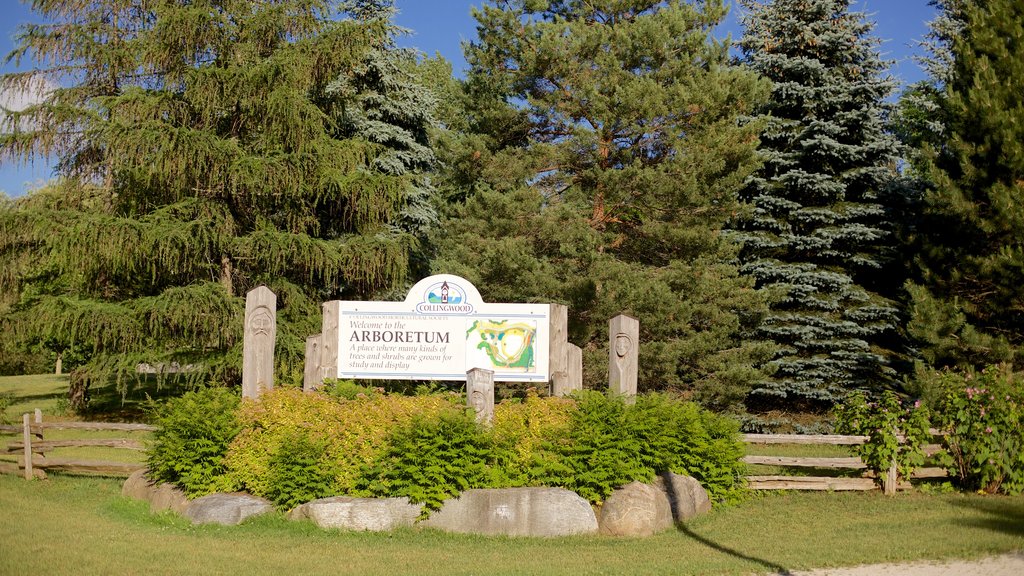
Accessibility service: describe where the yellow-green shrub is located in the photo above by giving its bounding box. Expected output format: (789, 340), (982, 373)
(221, 387), (458, 505)
(491, 392), (574, 486)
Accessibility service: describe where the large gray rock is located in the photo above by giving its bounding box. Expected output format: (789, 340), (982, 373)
(289, 496), (422, 531)
(122, 469), (188, 515)
(656, 472), (711, 522)
(184, 493), (274, 526)
(422, 487), (598, 537)
(598, 481), (674, 537)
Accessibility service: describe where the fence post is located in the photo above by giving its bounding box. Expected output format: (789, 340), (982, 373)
(22, 413), (33, 480)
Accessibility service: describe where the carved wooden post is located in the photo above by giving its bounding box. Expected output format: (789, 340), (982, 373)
(548, 304), (570, 396)
(608, 314), (639, 402)
(55, 353), (62, 375)
(320, 301), (340, 384)
(884, 426), (899, 495)
(22, 413), (33, 480)
(567, 344), (583, 394)
(303, 334), (323, 392)
(466, 368), (495, 426)
(242, 286), (276, 400)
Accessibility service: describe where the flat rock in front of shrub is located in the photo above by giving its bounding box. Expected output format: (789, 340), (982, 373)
(122, 469), (189, 515)
(598, 481), (673, 537)
(655, 472), (711, 522)
(421, 487), (598, 537)
(289, 496), (422, 531)
(184, 493), (274, 526)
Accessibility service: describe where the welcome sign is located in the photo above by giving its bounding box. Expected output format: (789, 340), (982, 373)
(331, 275), (551, 382)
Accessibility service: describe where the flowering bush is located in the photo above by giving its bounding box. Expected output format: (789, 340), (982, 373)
(834, 390), (932, 487)
(926, 365), (1024, 494)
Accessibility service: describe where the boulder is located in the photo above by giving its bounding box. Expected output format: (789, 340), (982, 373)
(655, 472), (712, 522)
(121, 469), (188, 515)
(289, 496), (422, 531)
(150, 483), (190, 515)
(184, 493), (274, 526)
(121, 469), (153, 501)
(422, 487), (598, 537)
(598, 481), (674, 537)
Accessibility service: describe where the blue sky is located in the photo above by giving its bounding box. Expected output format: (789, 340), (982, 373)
(0, 0), (936, 197)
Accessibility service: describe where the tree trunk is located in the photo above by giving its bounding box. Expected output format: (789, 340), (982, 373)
(67, 370), (90, 412)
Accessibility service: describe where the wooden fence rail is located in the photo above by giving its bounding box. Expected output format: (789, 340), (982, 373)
(743, 432), (948, 494)
(1, 410), (155, 480)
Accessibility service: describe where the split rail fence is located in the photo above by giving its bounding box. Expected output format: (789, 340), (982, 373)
(742, 432), (948, 494)
(0, 409), (155, 480)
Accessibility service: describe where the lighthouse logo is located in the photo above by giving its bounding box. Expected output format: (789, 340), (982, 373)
(417, 280), (473, 314)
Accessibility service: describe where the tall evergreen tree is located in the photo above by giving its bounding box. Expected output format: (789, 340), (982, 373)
(0, 0), (436, 401)
(432, 0), (774, 411)
(905, 0), (1024, 370)
(733, 0), (903, 415)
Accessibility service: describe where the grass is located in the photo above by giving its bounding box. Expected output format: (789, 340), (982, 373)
(0, 373), (70, 421)
(0, 474), (1022, 575)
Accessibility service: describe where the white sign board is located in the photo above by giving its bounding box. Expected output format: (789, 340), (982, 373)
(332, 275), (550, 382)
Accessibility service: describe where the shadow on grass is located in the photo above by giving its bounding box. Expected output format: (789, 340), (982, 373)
(662, 473), (792, 574)
(81, 375), (205, 422)
(9, 391), (67, 405)
(677, 524), (793, 575)
(950, 496), (1024, 538)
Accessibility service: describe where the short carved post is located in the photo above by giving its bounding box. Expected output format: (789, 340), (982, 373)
(55, 353), (62, 375)
(320, 301), (340, 384)
(242, 286), (277, 400)
(22, 413), (33, 480)
(567, 344), (583, 394)
(34, 409), (42, 425)
(303, 334), (323, 392)
(884, 427), (898, 495)
(608, 314), (639, 402)
(549, 304), (570, 396)
(466, 368), (495, 426)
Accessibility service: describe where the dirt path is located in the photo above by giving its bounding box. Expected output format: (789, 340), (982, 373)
(785, 552), (1024, 576)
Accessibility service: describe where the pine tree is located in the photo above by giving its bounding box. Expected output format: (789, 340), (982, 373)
(733, 0), (903, 415)
(0, 0), (436, 401)
(432, 0), (774, 411)
(906, 0), (1024, 370)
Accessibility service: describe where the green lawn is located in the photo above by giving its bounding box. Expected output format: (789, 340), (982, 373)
(0, 475), (1022, 576)
(0, 373), (70, 421)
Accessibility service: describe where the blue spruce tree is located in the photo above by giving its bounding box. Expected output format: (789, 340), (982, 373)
(733, 0), (903, 418)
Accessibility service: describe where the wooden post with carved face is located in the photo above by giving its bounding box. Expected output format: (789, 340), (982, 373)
(608, 314), (639, 402)
(242, 286), (277, 399)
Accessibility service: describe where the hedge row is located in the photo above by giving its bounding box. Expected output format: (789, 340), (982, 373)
(147, 387), (747, 510)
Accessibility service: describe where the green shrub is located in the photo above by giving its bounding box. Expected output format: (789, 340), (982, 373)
(264, 431), (339, 510)
(530, 391), (746, 505)
(834, 390), (932, 486)
(146, 387), (241, 497)
(532, 391), (647, 503)
(321, 379), (378, 401)
(358, 410), (495, 512)
(927, 365), (1024, 494)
